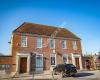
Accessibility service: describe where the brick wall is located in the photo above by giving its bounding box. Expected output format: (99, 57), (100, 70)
(0, 56), (12, 64)
(11, 32), (82, 72)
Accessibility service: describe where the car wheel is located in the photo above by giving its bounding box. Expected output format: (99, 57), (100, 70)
(61, 71), (66, 77)
(69, 72), (74, 77)
(66, 73), (70, 77)
(53, 70), (57, 75)
(71, 73), (75, 77)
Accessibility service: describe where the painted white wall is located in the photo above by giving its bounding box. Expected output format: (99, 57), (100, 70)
(72, 53), (83, 70)
(16, 53), (30, 73)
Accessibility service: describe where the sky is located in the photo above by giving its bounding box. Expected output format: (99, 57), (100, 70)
(0, 0), (100, 55)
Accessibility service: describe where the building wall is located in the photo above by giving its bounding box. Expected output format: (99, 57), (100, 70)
(94, 54), (100, 70)
(0, 56), (12, 64)
(0, 56), (12, 71)
(82, 56), (95, 70)
(11, 32), (82, 72)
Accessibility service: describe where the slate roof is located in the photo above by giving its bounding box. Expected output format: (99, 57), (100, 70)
(13, 22), (80, 39)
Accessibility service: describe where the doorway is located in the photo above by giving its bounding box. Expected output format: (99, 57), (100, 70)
(20, 57), (27, 73)
(36, 54), (43, 72)
(75, 58), (80, 69)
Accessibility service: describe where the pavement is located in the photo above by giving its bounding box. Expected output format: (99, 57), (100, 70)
(74, 70), (100, 78)
(0, 70), (100, 80)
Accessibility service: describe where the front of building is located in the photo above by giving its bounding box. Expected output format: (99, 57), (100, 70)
(0, 56), (12, 72)
(0, 22), (83, 74)
(82, 54), (95, 70)
(94, 53), (100, 70)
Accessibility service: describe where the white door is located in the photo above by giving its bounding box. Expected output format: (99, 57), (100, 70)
(36, 54), (43, 72)
(62, 54), (67, 64)
(50, 53), (56, 71)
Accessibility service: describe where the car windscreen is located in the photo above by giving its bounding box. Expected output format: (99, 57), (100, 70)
(65, 64), (75, 67)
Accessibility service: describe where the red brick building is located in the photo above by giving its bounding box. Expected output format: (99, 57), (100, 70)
(0, 22), (83, 73)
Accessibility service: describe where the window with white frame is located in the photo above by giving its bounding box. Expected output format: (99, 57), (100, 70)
(51, 54), (56, 65)
(73, 40), (77, 50)
(62, 39), (66, 48)
(37, 37), (42, 48)
(21, 36), (27, 47)
(36, 54), (43, 68)
(62, 54), (67, 64)
(50, 38), (55, 48)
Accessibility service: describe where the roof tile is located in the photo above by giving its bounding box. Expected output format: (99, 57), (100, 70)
(13, 22), (80, 39)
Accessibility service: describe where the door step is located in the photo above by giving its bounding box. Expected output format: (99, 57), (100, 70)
(12, 72), (32, 78)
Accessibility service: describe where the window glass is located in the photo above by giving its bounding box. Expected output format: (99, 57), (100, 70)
(36, 55), (43, 67)
(37, 37), (42, 48)
(2, 65), (5, 69)
(51, 54), (56, 65)
(73, 40), (77, 50)
(62, 54), (67, 64)
(62, 39), (66, 48)
(50, 38), (55, 48)
(21, 36), (27, 47)
(0, 65), (2, 69)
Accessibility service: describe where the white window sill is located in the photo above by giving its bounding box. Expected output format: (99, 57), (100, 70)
(37, 47), (42, 48)
(62, 48), (67, 49)
(21, 46), (27, 47)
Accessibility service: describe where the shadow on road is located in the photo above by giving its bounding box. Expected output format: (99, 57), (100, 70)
(74, 72), (94, 77)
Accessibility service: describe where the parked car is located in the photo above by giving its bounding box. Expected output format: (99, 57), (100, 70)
(53, 64), (77, 77)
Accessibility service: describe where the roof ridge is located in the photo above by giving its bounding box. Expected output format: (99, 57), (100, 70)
(24, 21), (64, 29)
(13, 22), (81, 39)
(13, 22), (26, 33)
(63, 27), (81, 40)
